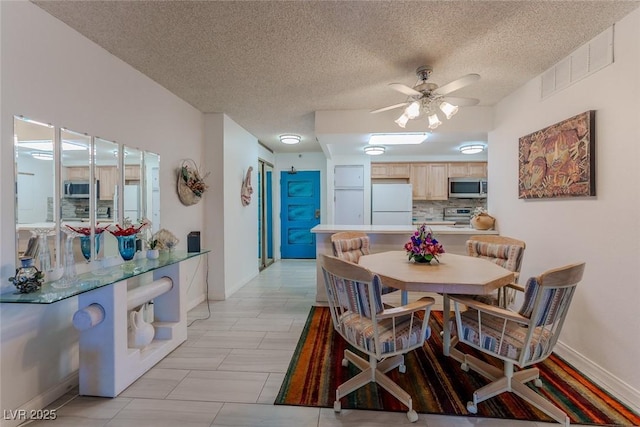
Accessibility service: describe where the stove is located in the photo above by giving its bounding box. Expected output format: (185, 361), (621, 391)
(443, 207), (474, 223)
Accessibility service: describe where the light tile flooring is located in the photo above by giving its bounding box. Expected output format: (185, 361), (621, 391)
(34, 260), (589, 427)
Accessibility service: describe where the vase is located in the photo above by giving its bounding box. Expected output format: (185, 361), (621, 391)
(9, 257), (44, 293)
(54, 229), (80, 288)
(80, 234), (102, 261)
(146, 249), (159, 260)
(128, 306), (155, 349)
(412, 255), (434, 264)
(117, 235), (137, 261)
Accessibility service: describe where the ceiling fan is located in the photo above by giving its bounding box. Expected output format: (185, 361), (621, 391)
(371, 66), (480, 129)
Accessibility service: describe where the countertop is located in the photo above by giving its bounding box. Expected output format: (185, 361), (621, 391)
(310, 224), (498, 235)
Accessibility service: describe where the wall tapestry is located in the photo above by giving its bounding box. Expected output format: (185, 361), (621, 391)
(518, 110), (595, 199)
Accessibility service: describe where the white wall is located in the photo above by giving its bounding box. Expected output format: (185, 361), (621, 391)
(489, 9), (640, 410)
(0, 2), (205, 423)
(203, 114), (260, 299)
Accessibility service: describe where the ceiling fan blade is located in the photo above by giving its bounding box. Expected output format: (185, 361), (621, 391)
(443, 96), (480, 107)
(389, 83), (422, 97)
(434, 73), (480, 95)
(370, 102), (409, 114)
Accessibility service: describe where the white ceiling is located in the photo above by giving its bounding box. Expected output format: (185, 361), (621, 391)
(32, 1), (640, 158)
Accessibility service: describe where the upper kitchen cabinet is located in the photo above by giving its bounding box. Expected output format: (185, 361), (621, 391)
(371, 163), (411, 179)
(448, 162), (487, 178)
(125, 165), (141, 182)
(66, 167), (90, 180)
(410, 163), (448, 200)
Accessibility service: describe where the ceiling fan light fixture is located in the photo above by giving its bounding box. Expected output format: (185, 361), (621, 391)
(364, 145), (385, 156)
(427, 112), (442, 130)
(279, 134), (301, 145)
(394, 113), (409, 128)
(405, 101), (421, 119)
(460, 144), (485, 155)
(439, 101), (459, 119)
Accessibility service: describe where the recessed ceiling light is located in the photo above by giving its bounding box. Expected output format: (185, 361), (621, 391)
(368, 133), (427, 145)
(279, 134), (301, 145)
(459, 144), (485, 154)
(364, 145), (385, 156)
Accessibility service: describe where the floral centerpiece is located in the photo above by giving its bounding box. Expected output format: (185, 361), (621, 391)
(404, 224), (445, 264)
(178, 160), (210, 206)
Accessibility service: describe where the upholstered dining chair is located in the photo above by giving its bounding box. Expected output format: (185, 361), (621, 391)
(449, 262), (585, 426)
(319, 254), (435, 423)
(466, 235), (526, 307)
(331, 231), (395, 295)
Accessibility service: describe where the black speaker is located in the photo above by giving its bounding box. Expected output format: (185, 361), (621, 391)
(187, 231), (201, 253)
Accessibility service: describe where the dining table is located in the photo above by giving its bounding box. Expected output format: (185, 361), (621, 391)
(358, 250), (515, 357)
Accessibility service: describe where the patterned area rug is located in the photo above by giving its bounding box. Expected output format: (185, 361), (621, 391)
(275, 306), (640, 426)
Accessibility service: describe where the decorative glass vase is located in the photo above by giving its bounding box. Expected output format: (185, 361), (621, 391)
(117, 235), (137, 261)
(54, 228), (80, 288)
(34, 228), (55, 273)
(9, 257), (44, 293)
(80, 234), (102, 261)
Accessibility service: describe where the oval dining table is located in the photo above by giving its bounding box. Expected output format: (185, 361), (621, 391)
(358, 250), (514, 357)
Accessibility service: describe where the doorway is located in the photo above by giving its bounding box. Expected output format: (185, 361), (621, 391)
(280, 170), (320, 259)
(258, 159), (274, 270)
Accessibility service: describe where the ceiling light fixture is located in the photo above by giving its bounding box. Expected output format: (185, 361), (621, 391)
(459, 144), (485, 155)
(18, 140), (88, 151)
(31, 152), (53, 160)
(364, 145), (385, 156)
(279, 134), (301, 145)
(368, 133), (427, 145)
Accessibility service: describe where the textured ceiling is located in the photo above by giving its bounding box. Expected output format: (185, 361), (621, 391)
(32, 1), (640, 155)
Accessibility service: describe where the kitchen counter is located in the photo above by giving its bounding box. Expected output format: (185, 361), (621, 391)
(311, 224), (498, 302)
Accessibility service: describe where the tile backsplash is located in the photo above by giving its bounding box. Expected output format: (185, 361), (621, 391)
(412, 199), (487, 222)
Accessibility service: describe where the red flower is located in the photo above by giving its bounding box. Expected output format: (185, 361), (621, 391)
(108, 221), (148, 237)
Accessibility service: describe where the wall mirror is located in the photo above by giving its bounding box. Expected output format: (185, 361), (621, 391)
(143, 151), (160, 234)
(94, 137), (119, 260)
(122, 146), (143, 224)
(14, 116), (58, 273)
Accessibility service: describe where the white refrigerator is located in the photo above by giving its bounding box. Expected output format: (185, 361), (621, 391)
(371, 183), (413, 225)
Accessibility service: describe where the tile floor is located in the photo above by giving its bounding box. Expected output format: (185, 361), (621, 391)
(34, 259), (588, 426)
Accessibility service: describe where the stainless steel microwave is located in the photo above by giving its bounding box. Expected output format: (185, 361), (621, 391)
(448, 177), (487, 198)
(63, 180), (99, 198)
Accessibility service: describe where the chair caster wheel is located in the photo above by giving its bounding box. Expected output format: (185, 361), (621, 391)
(341, 358), (348, 367)
(461, 362), (469, 372)
(334, 400), (341, 412)
(467, 402), (477, 414)
(534, 378), (543, 387)
(406, 409), (418, 423)
(399, 364), (406, 374)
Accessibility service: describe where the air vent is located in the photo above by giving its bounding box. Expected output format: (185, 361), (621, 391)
(541, 25), (613, 99)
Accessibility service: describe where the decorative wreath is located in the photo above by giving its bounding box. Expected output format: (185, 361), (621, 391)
(177, 159), (209, 206)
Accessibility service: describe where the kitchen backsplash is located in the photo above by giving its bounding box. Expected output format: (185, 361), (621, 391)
(47, 197), (114, 222)
(412, 199), (486, 222)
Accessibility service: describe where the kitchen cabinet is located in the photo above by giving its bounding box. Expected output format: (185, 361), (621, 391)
(334, 165), (364, 188)
(448, 162), (487, 178)
(97, 166), (118, 200)
(410, 163), (448, 200)
(125, 165), (141, 181)
(371, 163), (411, 179)
(66, 167), (90, 180)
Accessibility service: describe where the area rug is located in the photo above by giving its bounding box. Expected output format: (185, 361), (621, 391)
(275, 306), (640, 426)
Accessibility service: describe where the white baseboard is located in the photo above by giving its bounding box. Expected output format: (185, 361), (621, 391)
(554, 340), (640, 414)
(187, 294), (206, 311)
(0, 372), (78, 427)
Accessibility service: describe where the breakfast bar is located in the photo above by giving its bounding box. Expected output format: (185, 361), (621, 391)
(310, 224), (499, 302)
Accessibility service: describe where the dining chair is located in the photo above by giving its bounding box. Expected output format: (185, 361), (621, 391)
(449, 262), (586, 426)
(319, 253), (435, 423)
(331, 231), (395, 295)
(466, 235), (526, 307)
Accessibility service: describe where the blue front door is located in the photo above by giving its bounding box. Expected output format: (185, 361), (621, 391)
(280, 171), (320, 259)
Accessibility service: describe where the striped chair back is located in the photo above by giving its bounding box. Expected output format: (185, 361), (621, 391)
(466, 236), (525, 276)
(331, 232), (371, 263)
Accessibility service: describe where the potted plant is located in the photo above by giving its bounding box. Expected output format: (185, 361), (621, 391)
(146, 238), (159, 260)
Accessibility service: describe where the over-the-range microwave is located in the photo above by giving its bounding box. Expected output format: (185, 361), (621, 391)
(448, 177), (487, 199)
(63, 180), (99, 199)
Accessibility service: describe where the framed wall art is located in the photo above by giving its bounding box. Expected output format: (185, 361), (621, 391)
(518, 110), (595, 199)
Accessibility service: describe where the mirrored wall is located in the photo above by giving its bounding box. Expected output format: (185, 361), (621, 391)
(13, 115), (161, 278)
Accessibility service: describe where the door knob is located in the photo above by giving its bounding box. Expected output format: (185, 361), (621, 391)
(315, 209), (320, 219)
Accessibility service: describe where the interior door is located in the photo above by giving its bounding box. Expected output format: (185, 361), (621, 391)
(280, 170), (320, 259)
